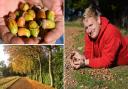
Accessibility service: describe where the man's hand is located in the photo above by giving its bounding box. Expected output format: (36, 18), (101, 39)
(70, 51), (86, 69)
(42, 0), (64, 44)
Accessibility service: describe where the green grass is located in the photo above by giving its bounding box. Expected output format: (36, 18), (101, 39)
(74, 32), (84, 53)
(65, 20), (83, 28)
(0, 76), (19, 89)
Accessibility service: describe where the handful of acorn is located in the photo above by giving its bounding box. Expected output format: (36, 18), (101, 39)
(6, 2), (55, 38)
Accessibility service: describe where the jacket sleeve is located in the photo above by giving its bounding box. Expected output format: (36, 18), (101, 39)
(88, 35), (121, 68)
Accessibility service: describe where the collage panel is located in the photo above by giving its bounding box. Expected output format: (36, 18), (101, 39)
(0, 0), (64, 44)
(0, 45), (63, 89)
(0, 0), (128, 89)
(65, 0), (128, 89)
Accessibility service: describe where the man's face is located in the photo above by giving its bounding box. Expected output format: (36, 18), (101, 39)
(83, 16), (101, 39)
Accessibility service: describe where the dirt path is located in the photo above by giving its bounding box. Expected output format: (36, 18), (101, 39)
(7, 77), (54, 89)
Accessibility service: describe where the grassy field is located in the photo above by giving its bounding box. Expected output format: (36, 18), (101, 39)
(0, 76), (20, 89)
(65, 21), (128, 89)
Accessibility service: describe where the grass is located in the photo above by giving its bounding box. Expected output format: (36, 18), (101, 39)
(74, 31), (84, 53)
(0, 76), (19, 89)
(66, 20), (85, 53)
(72, 67), (128, 89)
(65, 20), (83, 28)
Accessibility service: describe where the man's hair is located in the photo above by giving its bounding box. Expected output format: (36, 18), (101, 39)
(83, 5), (101, 19)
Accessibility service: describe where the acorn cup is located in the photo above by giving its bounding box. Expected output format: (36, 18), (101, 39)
(46, 10), (55, 21)
(17, 17), (25, 27)
(42, 20), (55, 29)
(18, 28), (31, 38)
(8, 18), (18, 35)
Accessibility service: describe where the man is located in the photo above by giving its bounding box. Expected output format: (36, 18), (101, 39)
(0, 0), (64, 44)
(70, 5), (128, 69)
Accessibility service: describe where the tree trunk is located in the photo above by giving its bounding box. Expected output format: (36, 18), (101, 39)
(49, 49), (53, 86)
(38, 55), (42, 83)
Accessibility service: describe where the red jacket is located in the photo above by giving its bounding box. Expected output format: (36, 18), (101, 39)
(84, 16), (128, 68)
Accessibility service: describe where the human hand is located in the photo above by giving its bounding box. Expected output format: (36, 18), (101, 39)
(0, 0), (42, 44)
(70, 51), (86, 69)
(42, 0), (64, 44)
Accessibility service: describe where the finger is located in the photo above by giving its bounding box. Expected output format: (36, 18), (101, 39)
(44, 20), (64, 43)
(70, 52), (75, 59)
(0, 25), (9, 39)
(73, 61), (81, 65)
(23, 38), (40, 44)
(41, 41), (56, 44)
(74, 64), (81, 69)
(69, 59), (74, 66)
(2, 32), (14, 44)
(70, 59), (77, 68)
(10, 37), (24, 44)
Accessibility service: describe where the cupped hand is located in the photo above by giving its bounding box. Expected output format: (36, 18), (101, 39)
(70, 51), (86, 69)
(42, 0), (64, 44)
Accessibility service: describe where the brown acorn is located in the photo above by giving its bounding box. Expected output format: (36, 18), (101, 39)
(17, 17), (25, 27)
(37, 9), (46, 19)
(8, 12), (16, 19)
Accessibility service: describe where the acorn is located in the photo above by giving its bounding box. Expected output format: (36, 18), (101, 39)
(18, 28), (31, 38)
(28, 9), (36, 19)
(37, 9), (46, 19)
(8, 18), (18, 35)
(30, 28), (40, 37)
(24, 12), (34, 21)
(29, 21), (39, 29)
(17, 17), (25, 27)
(19, 3), (29, 11)
(47, 10), (55, 21)
(8, 12), (16, 19)
(42, 19), (55, 29)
